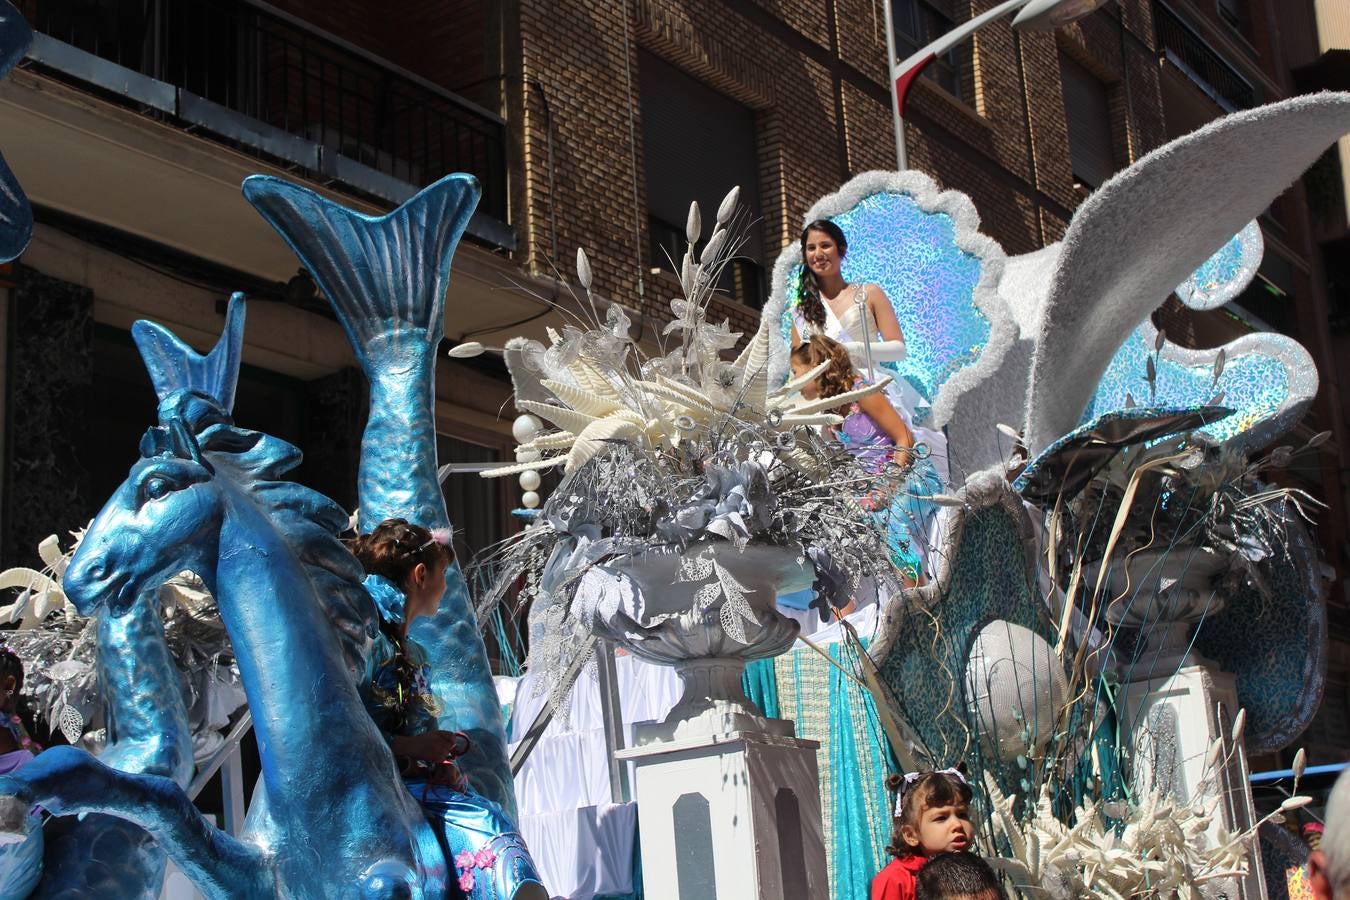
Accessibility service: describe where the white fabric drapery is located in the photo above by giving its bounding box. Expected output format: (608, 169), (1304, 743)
(508, 593), (883, 898)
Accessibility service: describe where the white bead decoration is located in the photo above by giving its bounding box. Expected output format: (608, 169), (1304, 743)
(512, 414), (543, 443)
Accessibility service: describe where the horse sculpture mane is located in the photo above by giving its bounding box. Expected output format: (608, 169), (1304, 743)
(160, 390), (378, 677)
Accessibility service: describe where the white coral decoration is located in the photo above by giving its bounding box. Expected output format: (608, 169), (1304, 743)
(0, 530), (82, 627)
(982, 750), (1308, 899)
(483, 189), (892, 478)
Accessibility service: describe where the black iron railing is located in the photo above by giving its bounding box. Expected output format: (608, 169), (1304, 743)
(1153, 1), (1256, 111)
(17, 0), (508, 223)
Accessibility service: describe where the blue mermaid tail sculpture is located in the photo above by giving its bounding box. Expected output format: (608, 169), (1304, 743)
(241, 173), (515, 817)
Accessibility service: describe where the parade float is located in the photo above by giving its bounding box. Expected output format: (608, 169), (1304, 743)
(475, 92), (1345, 899)
(0, 0), (1340, 895)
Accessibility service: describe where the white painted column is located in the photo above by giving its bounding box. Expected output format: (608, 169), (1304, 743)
(617, 730), (828, 900)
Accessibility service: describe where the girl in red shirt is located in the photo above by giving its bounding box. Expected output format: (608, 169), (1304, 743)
(871, 770), (975, 900)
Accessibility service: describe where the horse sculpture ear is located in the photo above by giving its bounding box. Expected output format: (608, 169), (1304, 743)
(168, 419), (215, 475)
(139, 427), (171, 459)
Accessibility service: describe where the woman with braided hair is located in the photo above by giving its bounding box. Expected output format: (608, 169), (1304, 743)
(350, 518), (470, 772)
(350, 518), (545, 899)
(789, 219), (948, 482)
(791, 220), (907, 366)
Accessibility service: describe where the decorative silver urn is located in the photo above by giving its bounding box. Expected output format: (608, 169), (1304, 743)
(589, 541), (814, 744)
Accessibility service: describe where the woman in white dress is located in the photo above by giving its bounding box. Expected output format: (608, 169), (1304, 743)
(788, 219), (947, 479)
(777, 219), (952, 614)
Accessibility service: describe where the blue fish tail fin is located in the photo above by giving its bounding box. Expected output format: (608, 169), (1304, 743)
(241, 174), (480, 375)
(132, 292), (247, 411)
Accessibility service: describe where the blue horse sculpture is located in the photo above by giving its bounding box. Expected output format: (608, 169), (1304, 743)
(0, 386), (450, 898)
(0, 299), (237, 898)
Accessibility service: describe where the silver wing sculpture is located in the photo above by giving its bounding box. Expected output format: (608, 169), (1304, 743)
(765, 92), (1350, 475)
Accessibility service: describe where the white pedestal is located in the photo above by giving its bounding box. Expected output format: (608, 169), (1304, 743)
(616, 729), (828, 900)
(633, 657), (794, 745)
(1121, 664), (1267, 900)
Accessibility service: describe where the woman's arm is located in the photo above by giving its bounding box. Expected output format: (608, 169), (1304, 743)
(790, 321), (801, 346)
(857, 392), (914, 450)
(867, 285), (904, 343)
(840, 285), (906, 363)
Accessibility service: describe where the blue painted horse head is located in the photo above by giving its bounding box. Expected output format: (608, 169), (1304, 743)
(55, 388), (449, 898)
(66, 393), (232, 616)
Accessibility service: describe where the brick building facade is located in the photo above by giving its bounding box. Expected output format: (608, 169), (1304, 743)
(3, 1), (1347, 760)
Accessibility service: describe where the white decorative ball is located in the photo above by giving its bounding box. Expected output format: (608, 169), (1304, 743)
(515, 447), (542, 463)
(521, 491), (541, 509)
(963, 619), (1068, 763)
(512, 414), (543, 443)
(519, 470), (541, 491)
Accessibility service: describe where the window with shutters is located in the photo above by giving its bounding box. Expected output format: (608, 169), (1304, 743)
(639, 50), (766, 309)
(1060, 53), (1116, 190)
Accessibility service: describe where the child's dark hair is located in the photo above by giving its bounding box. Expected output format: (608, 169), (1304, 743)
(347, 519), (453, 733)
(348, 518), (454, 589)
(885, 770), (973, 859)
(915, 851), (1005, 900)
(790, 334), (859, 417)
(0, 645), (46, 749)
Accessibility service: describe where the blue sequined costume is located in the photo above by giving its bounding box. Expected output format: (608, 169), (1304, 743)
(362, 575), (542, 900)
(834, 398), (942, 581)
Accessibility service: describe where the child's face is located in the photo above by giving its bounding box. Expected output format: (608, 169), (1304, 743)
(904, 800), (973, 856)
(791, 360), (821, 400)
(404, 557), (450, 623)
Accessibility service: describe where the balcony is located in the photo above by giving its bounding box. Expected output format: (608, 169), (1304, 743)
(1153, 1), (1256, 112)
(14, 0), (512, 249)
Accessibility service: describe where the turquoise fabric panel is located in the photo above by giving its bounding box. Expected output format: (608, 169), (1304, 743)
(826, 640), (892, 900)
(744, 656), (781, 720)
(743, 639), (894, 900)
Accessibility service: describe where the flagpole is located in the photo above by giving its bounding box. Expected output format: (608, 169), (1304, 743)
(882, 0), (907, 171)
(887, 0), (1105, 173)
